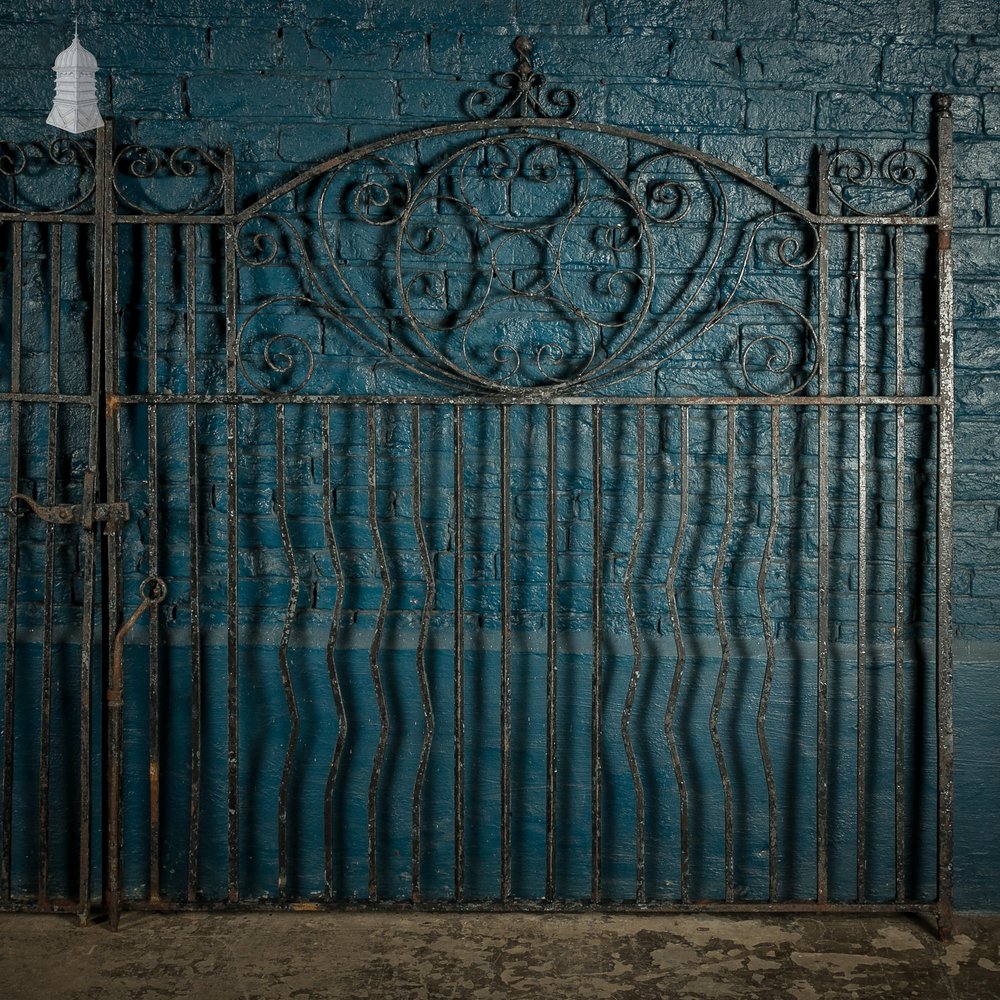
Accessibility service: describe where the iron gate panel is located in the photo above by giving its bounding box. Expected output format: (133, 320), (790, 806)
(0, 135), (108, 921)
(0, 40), (955, 934)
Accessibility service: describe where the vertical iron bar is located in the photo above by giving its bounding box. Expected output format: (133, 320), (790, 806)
(453, 405), (465, 902)
(322, 404), (346, 900)
(276, 403), (299, 899)
(411, 405), (435, 903)
(103, 118), (126, 932)
(665, 407), (689, 903)
(545, 406), (558, 901)
(1, 221), (21, 903)
(935, 94), (955, 940)
(79, 129), (109, 923)
(367, 403), (390, 902)
(711, 406), (736, 903)
(146, 224), (161, 902)
(38, 223), (62, 906)
(758, 408), (780, 902)
(622, 405), (646, 903)
(894, 226), (906, 904)
(223, 148), (240, 905)
(185, 226), (201, 902)
(857, 226), (869, 903)
(590, 405), (603, 904)
(499, 404), (512, 901)
(816, 147), (831, 905)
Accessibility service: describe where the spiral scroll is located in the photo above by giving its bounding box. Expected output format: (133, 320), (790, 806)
(464, 36), (579, 121)
(827, 147), (938, 217)
(0, 138), (96, 213)
(113, 145), (225, 214)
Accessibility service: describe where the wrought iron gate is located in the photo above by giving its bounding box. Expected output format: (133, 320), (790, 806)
(1, 40), (955, 935)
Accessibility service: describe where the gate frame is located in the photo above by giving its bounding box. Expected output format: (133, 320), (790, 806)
(0, 38), (955, 935)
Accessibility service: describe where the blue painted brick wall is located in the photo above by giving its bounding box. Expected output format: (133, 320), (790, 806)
(0, 0), (998, 909)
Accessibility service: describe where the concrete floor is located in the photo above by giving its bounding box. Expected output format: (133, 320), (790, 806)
(1, 911), (999, 999)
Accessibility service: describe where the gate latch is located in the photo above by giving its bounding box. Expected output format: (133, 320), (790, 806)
(8, 471), (130, 529)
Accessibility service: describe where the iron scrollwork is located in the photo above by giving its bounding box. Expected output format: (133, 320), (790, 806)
(233, 37), (951, 399)
(113, 144), (226, 214)
(826, 146), (938, 217)
(465, 35), (579, 121)
(237, 127), (824, 399)
(0, 137), (96, 214)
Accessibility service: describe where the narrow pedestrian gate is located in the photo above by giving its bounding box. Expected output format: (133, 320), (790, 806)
(0, 41), (955, 934)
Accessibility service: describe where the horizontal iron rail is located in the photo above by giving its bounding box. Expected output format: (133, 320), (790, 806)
(107, 393), (943, 407)
(0, 213), (944, 229)
(119, 898), (943, 917)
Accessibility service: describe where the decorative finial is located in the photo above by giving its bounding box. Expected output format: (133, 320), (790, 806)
(464, 35), (579, 121)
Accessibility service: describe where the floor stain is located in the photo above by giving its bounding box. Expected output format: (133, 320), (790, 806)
(0, 912), (998, 999)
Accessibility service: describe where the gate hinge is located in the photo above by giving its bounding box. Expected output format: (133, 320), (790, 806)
(8, 472), (130, 529)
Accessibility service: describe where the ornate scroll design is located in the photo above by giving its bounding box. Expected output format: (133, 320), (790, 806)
(113, 145), (226, 214)
(465, 36), (578, 121)
(0, 138), (96, 214)
(236, 129), (824, 398)
(827, 147), (938, 217)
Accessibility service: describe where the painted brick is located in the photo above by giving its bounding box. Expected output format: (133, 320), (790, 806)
(292, 27), (430, 76)
(0, 28), (77, 68)
(952, 233), (1000, 276)
(881, 42), (955, 88)
(938, 0), (1000, 35)
(110, 72), (188, 119)
(746, 89), (815, 132)
(698, 134), (767, 177)
(187, 73), (330, 119)
(278, 123), (349, 162)
(898, 1), (939, 35)
(982, 93), (1000, 136)
(953, 186), (988, 228)
(816, 91), (912, 133)
(955, 46), (1000, 86)
(726, 0), (796, 38)
(959, 373), (1000, 415)
(607, 82), (743, 129)
(799, 0), (932, 36)
(291, 0), (370, 22)
(956, 325), (1000, 370)
(462, 32), (670, 80)
(370, 0), (516, 29)
(954, 140), (1000, 182)
(765, 137), (818, 183)
(959, 420), (1000, 463)
(207, 25), (282, 71)
(398, 77), (478, 120)
(956, 277), (1000, 322)
(743, 39), (881, 89)
(597, 0), (725, 31)
(669, 39), (740, 85)
(0, 69), (58, 114)
(427, 31), (462, 75)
